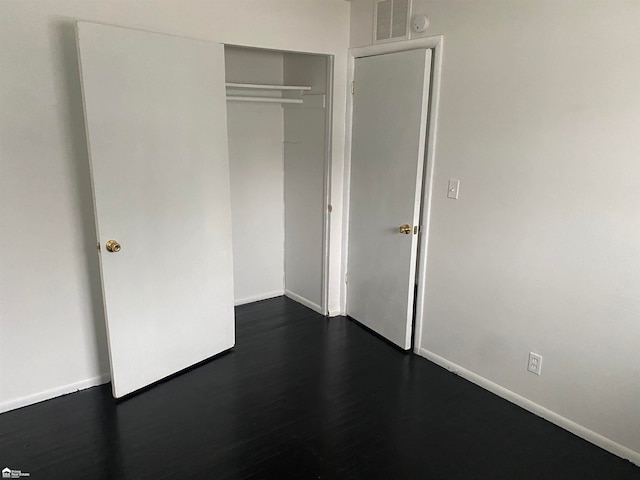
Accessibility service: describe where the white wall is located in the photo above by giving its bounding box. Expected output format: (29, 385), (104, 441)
(0, 0), (350, 412)
(351, 0), (640, 462)
(225, 48), (286, 304)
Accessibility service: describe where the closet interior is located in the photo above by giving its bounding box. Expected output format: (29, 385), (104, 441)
(224, 46), (330, 314)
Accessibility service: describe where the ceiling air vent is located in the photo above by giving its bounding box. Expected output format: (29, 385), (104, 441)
(375, 0), (409, 43)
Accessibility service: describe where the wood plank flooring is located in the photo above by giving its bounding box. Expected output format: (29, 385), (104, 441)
(1, 296), (639, 479)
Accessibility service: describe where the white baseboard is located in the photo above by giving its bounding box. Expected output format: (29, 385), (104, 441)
(234, 290), (284, 306)
(417, 348), (640, 467)
(328, 307), (343, 317)
(0, 372), (111, 414)
(284, 289), (323, 315)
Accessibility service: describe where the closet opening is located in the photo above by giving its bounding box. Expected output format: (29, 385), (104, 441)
(224, 45), (333, 316)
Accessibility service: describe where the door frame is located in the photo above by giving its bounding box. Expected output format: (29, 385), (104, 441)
(223, 43), (334, 316)
(321, 55), (335, 316)
(341, 35), (444, 352)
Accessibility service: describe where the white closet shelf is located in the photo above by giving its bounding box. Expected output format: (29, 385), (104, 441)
(226, 96), (303, 104)
(225, 82), (312, 91)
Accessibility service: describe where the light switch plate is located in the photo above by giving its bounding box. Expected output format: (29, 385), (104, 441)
(447, 179), (460, 199)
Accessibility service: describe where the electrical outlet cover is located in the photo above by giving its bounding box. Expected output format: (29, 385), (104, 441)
(528, 352), (542, 375)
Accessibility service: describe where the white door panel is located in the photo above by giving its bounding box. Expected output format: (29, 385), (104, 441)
(77, 22), (235, 398)
(347, 49), (432, 349)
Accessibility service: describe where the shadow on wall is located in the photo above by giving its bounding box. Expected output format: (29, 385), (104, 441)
(50, 18), (110, 376)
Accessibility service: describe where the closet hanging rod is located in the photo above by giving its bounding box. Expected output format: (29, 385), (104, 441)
(225, 82), (312, 91)
(226, 96), (303, 104)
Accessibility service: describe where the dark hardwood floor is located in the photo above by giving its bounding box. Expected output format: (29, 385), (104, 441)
(1, 296), (638, 479)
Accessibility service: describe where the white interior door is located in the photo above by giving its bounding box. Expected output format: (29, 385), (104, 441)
(347, 49), (432, 350)
(76, 22), (235, 398)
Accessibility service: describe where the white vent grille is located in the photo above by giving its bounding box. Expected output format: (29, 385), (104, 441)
(375, 0), (392, 41)
(392, 0), (409, 38)
(375, 0), (409, 43)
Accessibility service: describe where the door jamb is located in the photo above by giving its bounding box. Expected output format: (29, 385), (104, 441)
(340, 36), (444, 353)
(321, 55), (335, 316)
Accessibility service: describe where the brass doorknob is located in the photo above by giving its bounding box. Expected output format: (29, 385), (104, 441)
(105, 240), (121, 253)
(398, 224), (412, 234)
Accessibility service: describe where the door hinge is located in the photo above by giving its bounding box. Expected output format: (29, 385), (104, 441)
(328, 204), (333, 213)
(351, 81), (355, 95)
(345, 273), (349, 284)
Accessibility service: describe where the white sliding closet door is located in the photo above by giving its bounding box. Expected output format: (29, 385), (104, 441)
(76, 22), (235, 398)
